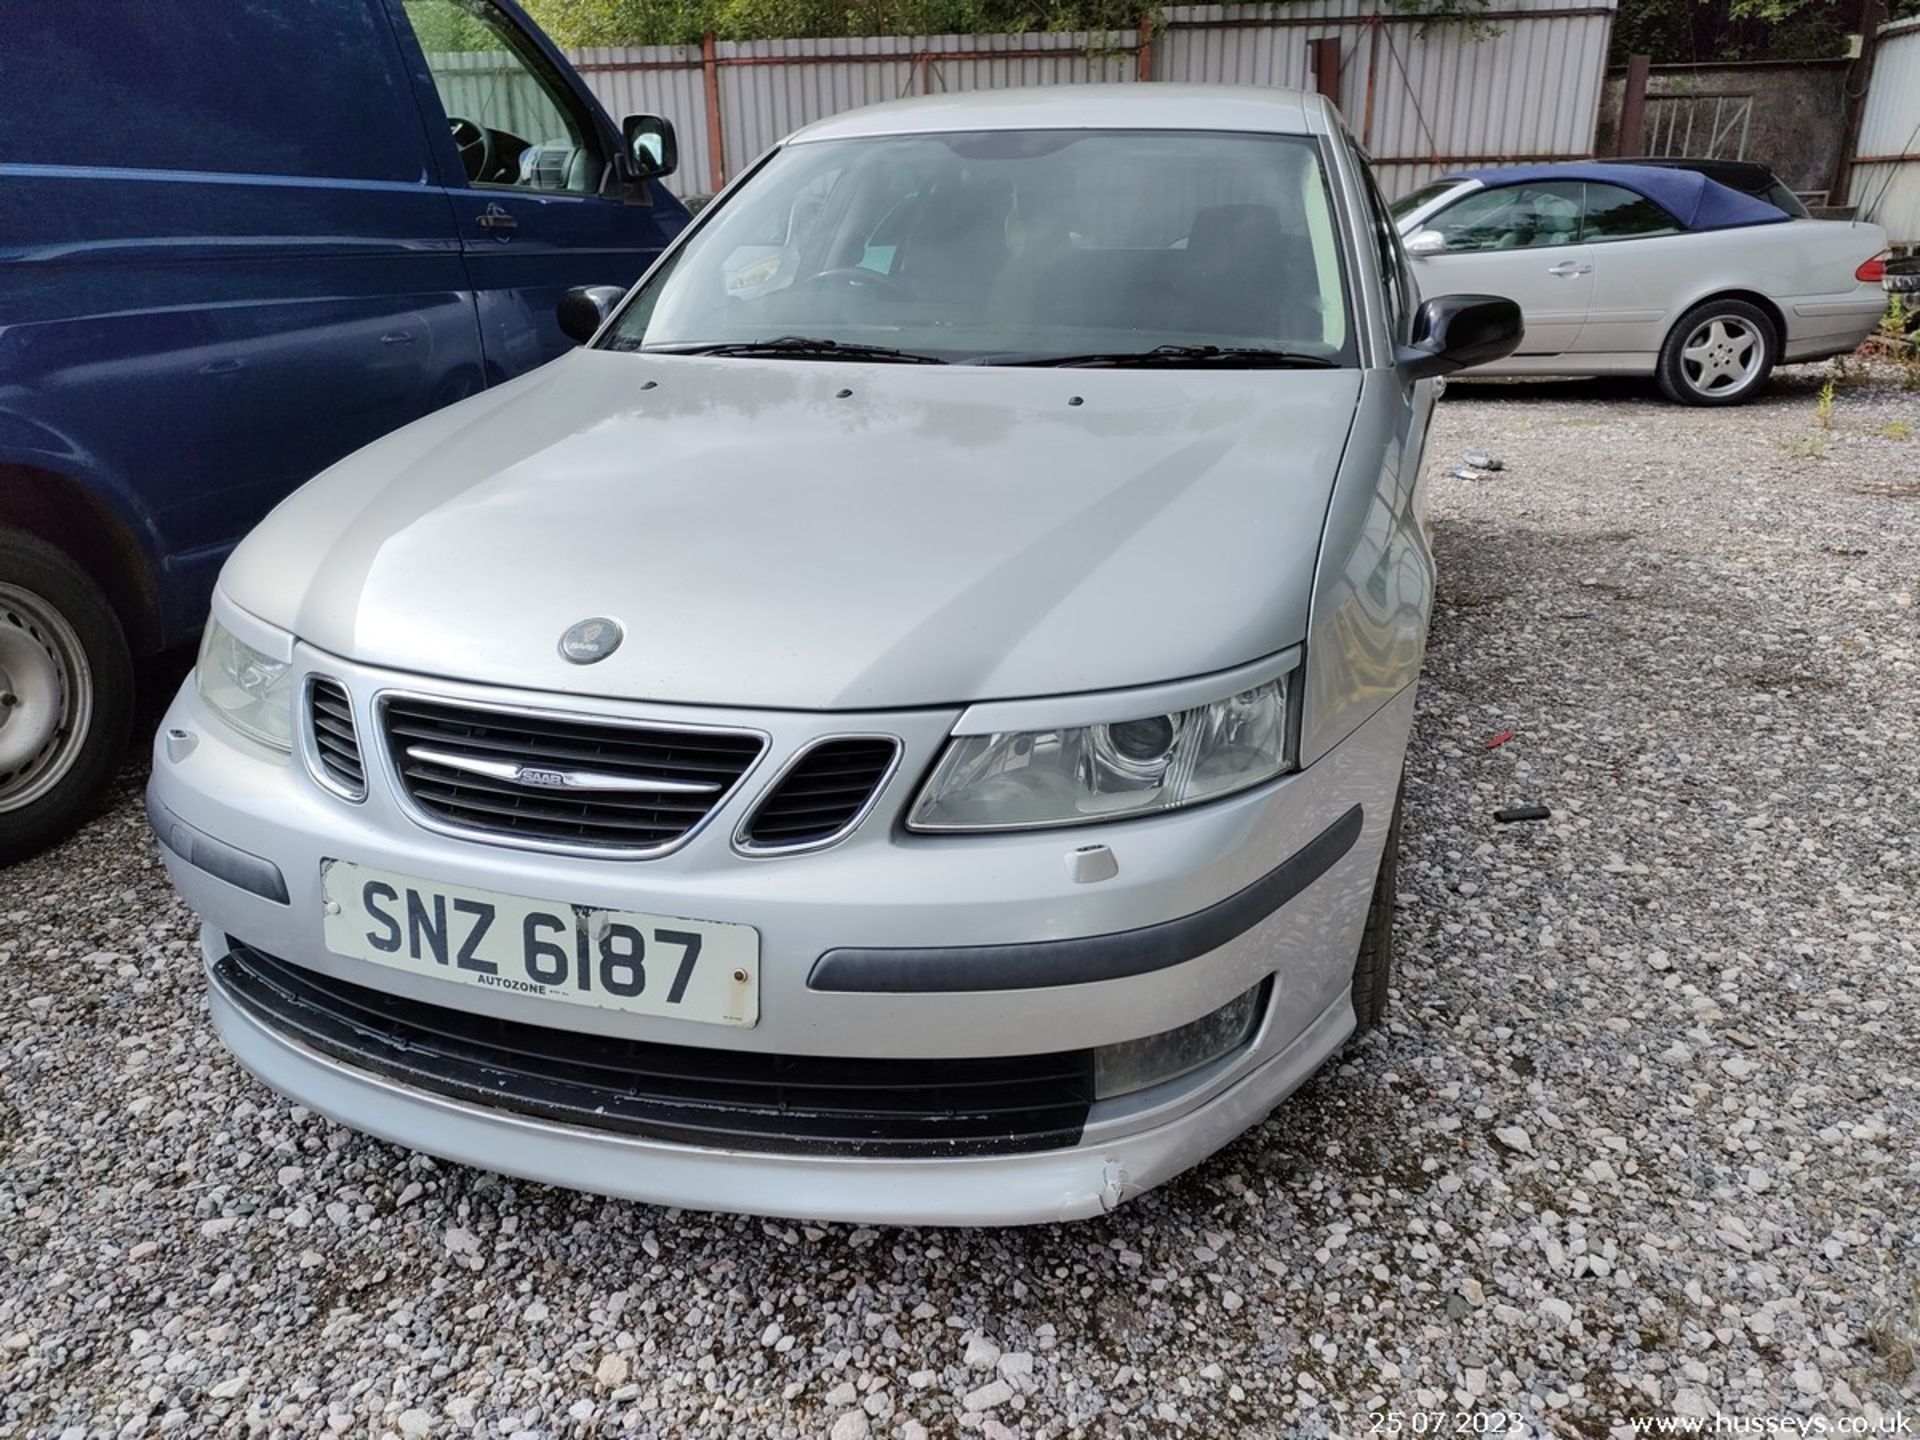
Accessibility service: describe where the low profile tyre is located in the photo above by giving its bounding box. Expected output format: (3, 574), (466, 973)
(1656, 298), (1777, 406)
(0, 530), (134, 863)
(1350, 779), (1405, 1033)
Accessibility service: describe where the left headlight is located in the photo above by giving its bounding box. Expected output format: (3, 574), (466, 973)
(196, 618), (294, 751)
(907, 675), (1292, 832)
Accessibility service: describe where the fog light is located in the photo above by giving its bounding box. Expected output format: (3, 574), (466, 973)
(1093, 983), (1266, 1100)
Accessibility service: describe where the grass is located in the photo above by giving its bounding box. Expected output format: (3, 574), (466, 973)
(1779, 434), (1829, 462)
(1884, 421), (1912, 442)
(1865, 1277), (1920, 1380)
(1814, 378), (1836, 428)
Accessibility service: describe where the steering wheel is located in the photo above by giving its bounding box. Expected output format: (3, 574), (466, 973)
(448, 117), (496, 183)
(802, 267), (916, 301)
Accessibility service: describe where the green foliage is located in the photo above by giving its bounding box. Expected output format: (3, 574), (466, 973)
(1612, 0), (1920, 65)
(521, 0), (1146, 44)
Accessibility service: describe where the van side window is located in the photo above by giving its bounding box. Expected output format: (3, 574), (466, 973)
(1, 1), (424, 182)
(398, 0), (604, 194)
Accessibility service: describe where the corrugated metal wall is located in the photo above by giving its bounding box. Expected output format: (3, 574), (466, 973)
(1855, 17), (1920, 246)
(436, 0), (1614, 199)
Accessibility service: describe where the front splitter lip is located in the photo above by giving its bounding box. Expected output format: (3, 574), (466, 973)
(206, 953), (1355, 1227)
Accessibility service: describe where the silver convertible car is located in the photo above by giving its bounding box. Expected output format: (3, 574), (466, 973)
(1392, 163), (1889, 404)
(148, 85), (1520, 1225)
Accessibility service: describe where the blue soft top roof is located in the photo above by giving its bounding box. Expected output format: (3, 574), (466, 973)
(1449, 163), (1790, 231)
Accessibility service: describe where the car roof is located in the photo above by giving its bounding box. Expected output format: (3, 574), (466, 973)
(1599, 156), (1779, 187)
(790, 84), (1325, 143)
(1443, 161), (1791, 231)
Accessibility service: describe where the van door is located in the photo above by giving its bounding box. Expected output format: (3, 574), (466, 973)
(1404, 181), (1593, 356)
(0, 0), (486, 641)
(386, 0), (687, 378)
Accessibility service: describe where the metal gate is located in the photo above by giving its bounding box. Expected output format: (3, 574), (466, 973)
(1642, 92), (1754, 160)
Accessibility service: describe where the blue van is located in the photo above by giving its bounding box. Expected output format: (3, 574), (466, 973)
(0, 0), (688, 859)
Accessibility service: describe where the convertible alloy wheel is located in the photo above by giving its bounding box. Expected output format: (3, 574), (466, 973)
(1658, 298), (1777, 406)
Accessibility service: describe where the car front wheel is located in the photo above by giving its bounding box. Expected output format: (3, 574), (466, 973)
(0, 530), (134, 863)
(1657, 298), (1777, 406)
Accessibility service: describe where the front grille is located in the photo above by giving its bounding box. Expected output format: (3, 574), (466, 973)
(380, 696), (764, 854)
(306, 678), (365, 798)
(215, 944), (1094, 1157)
(738, 737), (900, 851)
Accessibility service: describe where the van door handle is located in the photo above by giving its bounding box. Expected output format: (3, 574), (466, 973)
(475, 205), (518, 233)
(1546, 260), (1591, 277)
(380, 331), (415, 345)
(199, 358), (244, 375)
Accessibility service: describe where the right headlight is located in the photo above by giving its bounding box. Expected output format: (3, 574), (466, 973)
(196, 617), (294, 751)
(907, 676), (1292, 833)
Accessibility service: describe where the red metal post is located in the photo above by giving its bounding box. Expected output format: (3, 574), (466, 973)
(1137, 13), (1154, 81)
(1361, 17), (1380, 148)
(1615, 52), (1651, 157)
(1310, 36), (1341, 107)
(702, 31), (726, 194)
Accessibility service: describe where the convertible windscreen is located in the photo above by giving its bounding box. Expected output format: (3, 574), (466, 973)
(605, 129), (1355, 365)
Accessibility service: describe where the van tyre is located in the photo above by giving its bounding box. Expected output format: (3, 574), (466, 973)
(0, 530), (134, 863)
(1349, 779), (1405, 1033)
(1657, 298), (1777, 406)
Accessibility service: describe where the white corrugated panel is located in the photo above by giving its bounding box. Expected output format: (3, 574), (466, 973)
(1157, 0), (1611, 194)
(569, 45), (710, 198)
(532, 0), (1614, 200)
(1855, 17), (1920, 245)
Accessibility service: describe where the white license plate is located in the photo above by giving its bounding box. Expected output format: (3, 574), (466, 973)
(319, 860), (758, 1027)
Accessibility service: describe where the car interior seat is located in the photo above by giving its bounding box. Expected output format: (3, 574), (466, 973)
(1176, 203), (1320, 341)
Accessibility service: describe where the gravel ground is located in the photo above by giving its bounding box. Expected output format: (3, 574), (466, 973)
(2, 364), (1916, 1439)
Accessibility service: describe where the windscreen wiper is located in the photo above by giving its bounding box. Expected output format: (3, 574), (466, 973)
(644, 336), (944, 364)
(984, 344), (1338, 369)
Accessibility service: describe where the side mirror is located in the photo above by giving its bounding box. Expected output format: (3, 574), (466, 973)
(1397, 294), (1523, 380)
(557, 284), (627, 345)
(622, 114), (678, 180)
(1404, 229), (1445, 257)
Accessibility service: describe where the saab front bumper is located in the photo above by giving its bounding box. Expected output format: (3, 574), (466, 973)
(148, 647), (1411, 1224)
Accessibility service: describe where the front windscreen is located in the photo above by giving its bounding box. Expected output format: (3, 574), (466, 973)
(603, 128), (1354, 365)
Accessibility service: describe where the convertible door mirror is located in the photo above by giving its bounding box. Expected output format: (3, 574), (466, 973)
(557, 284), (627, 345)
(622, 114), (678, 180)
(1396, 294), (1523, 380)
(1404, 229), (1445, 257)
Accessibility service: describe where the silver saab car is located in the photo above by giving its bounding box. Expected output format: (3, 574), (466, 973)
(148, 85), (1520, 1225)
(1391, 162), (1889, 405)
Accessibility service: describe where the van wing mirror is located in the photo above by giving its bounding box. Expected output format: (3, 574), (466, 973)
(1396, 294), (1523, 381)
(557, 284), (627, 345)
(1404, 229), (1445, 257)
(622, 114), (678, 181)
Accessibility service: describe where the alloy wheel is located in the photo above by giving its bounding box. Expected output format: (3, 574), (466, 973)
(1680, 315), (1764, 398)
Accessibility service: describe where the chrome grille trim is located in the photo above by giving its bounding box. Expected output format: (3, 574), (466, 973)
(302, 676), (366, 803)
(733, 734), (904, 857)
(374, 691), (767, 859)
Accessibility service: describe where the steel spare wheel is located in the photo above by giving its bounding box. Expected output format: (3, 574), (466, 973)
(0, 582), (94, 812)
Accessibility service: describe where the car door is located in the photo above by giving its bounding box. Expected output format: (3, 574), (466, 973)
(1403, 181), (1593, 356)
(0, 0), (487, 641)
(1573, 181), (1688, 357)
(387, 0), (686, 379)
